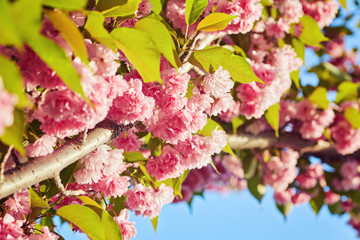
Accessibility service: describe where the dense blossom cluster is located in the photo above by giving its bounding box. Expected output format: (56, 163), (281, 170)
(1, 0), (360, 238)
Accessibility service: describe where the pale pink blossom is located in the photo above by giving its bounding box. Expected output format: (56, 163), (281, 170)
(0, 214), (27, 240)
(112, 129), (142, 152)
(4, 189), (30, 220)
(26, 135), (57, 158)
(203, 67), (233, 99)
(114, 209), (137, 240)
(291, 192), (311, 205)
(274, 189), (295, 204)
(301, 0), (339, 28)
(324, 191), (341, 205)
(0, 80), (17, 136)
(161, 68), (190, 96)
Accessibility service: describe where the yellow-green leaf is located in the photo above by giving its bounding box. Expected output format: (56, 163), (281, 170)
(290, 70), (300, 89)
(11, 0), (42, 41)
(339, 0), (347, 9)
(101, 210), (123, 240)
(150, 216), (158, 233)
(298, 15), (328, 48)
(111, 27), (162, 83)
(231, 117), (245, 134)
(197, 13), (237, 32)
(149, 0), (166, 14)
(26, 35), (89, 103)
(189, 46), (263, 83)
(42, 0), (88, 10)
(0, 109), (25, 156)
(0, 55), (30, 108)
(84, 11), (118, 51)
(29, 188), (49, 210)
(57, 205), (105, 240)
(185, 0), (208, 25)
(77, 196), (103, 209)
(45, 9), (89, 64)
(292, 38), (305, 61)
(344, 107), (360, 129)
(0, 0), (22, 46)
(308, 87), (330, 109)
(335, 82), (359, 103)
(123, 151), (147, 162)
(135, 18), (178, 69)
(97, 0), (142, 17)
(264, 103), (280, 137)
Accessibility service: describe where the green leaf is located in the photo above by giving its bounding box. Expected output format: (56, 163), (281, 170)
(298, 15), (328, 47)
(308, 87), (329, 109)
(276, 203), (293, 219)
(109, 196), (126, 216)
(310, 190), (325, 215)
(26, 35), (89, 104)
(185, 0), (208, 25)
(264, 103), (280, 137)
(96, 0), (142, 17)
(123, 151), (147, 162)
(291, 38), (305, 61)
(247, 170), (266, 202)
(84, 11), (118, 51)
(56, 205), (105, 240)
(339, 0), (347, 9)
(0, 0), (22, 46)
(242, 153), (258, 179)
(198, 118), (235, 157)
(0, 55), (30, 108)
(197, 13), (237, 32)
(174, 170), (189, 198)
(77, 196), (103, 209)
(150, 216), (158, 233)
(149, 0), (166, 14)
(42, 0), (88, 10)
(189, 46), (262, 83)
(290, 70), (300, 89)
(101, 210), (123, 240)
(335, 82), (359, 103)
(231, 117), (245, 134)
(110, 27), (162, 83)
(328, 201), (343, 215)
(310, 62), (352, 87)
(60, 161), (78, 188)
(11, 0), (42, 41)
(45, 10), (89, 64)
(29, 188), (50, 210)
(344, 107), (360, 129)
(135, 18), (178, 69)
(0, 109), (25, 156)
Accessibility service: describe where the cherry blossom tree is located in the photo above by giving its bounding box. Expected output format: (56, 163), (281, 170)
(0, 0), (360, 239)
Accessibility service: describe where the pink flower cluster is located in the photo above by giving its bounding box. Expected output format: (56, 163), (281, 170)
(113, 209), (137, 240)
(333, 161), (360, 192)
(0, 78), (17, 136)
(296, 163), (325, 189)
(301, 0), (339, 28)
(74, 145), (130, 197)
(263, 148), (299, 192)
(125, 184), (174, 219)
(25, 134), (57, 158)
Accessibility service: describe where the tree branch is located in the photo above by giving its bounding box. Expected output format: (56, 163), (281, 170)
(0, 121), (135, 199)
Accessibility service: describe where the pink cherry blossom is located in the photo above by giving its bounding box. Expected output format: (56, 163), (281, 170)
(114, 209), (137, 240)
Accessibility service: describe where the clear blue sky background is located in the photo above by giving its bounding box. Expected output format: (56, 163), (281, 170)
(55, 1), (360, 239)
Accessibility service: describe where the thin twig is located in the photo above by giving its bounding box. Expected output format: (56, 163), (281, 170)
(53, 174), (86, 196)
(0, 145), (13, 188)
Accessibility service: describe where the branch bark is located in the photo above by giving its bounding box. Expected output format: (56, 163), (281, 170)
(0, 121), (134, 199)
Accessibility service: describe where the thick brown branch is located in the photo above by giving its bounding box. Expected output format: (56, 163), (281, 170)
(0, 121), (135, 199)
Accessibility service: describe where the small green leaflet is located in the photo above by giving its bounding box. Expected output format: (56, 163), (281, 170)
(149, 0), (166, 14)
(310, 190), (325, 215)
(123, 151), (147, 162)
(111, 27), (162, 83)
(29, 188), (49, 220)
(198, 118), (236, 157)
(335, 82), (359, 103)
(276, 203), (293, 219)
(0, 109), (25, 156)
(0, 55), (30, 108)
(290, 70), (300, 89)
(26, 35), (90, 105)
(189, 46), (263, 83)
(308, 87), (330, 109)
(309, 62), (352, 87)
(96, 0), (142, 17)
(298, 15), (328, 48)
(0, 0), (22, 46)
(84, 11), (118, 51)
(344, 107), (360, 129)
(150, 216), (158, 233)
(185, 0), (208, 25)
(291, 38), (305, 62)
(45, 9), (89, 64)
(231, 117), (245, 134)
(339, 0), (347, 9)
(135, 18), (178, 69)
(264, 103), (280, 138)
(197, 13), (237, 32)
(42, 0), (87, 10)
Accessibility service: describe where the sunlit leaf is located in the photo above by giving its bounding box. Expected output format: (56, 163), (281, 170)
(189, 46), (263, 83)
(339, 0), (347, 9)
(0, 0), (21, 46)
(27, 35), (89, 104)
(97, 0), (142, 17)
(42, 0), (88, 10)
(0, 109), (26, 156)
(110, 27), (162, 83)
(0, 55), (30, 108)
(310, 62), (352, 87)
(123, 151), (147, 162)
(84, 11), (118, 51)
(197, 13), (237, 32)
(149, 0), (166, 14)
(310, 190), (325, 215)
(335, 82), (359, 103)
(276, 203), (293, 219)
(102, 210), (123, 240)
(57, 205), (105, 240)
(45, 9), (89, 64)
(150, 216), (158, 233)
(29, 188), (49, 210)
(185, 0), (208, 25)
(264, 103), (280, 137)
(231, 117), (245, 134)
(135, 18), (178, 69)
(308, 87), (329, 109)
(292, 38), (305, 61)
(298, 15), (328, 47)
(344, 107), (360, 129)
